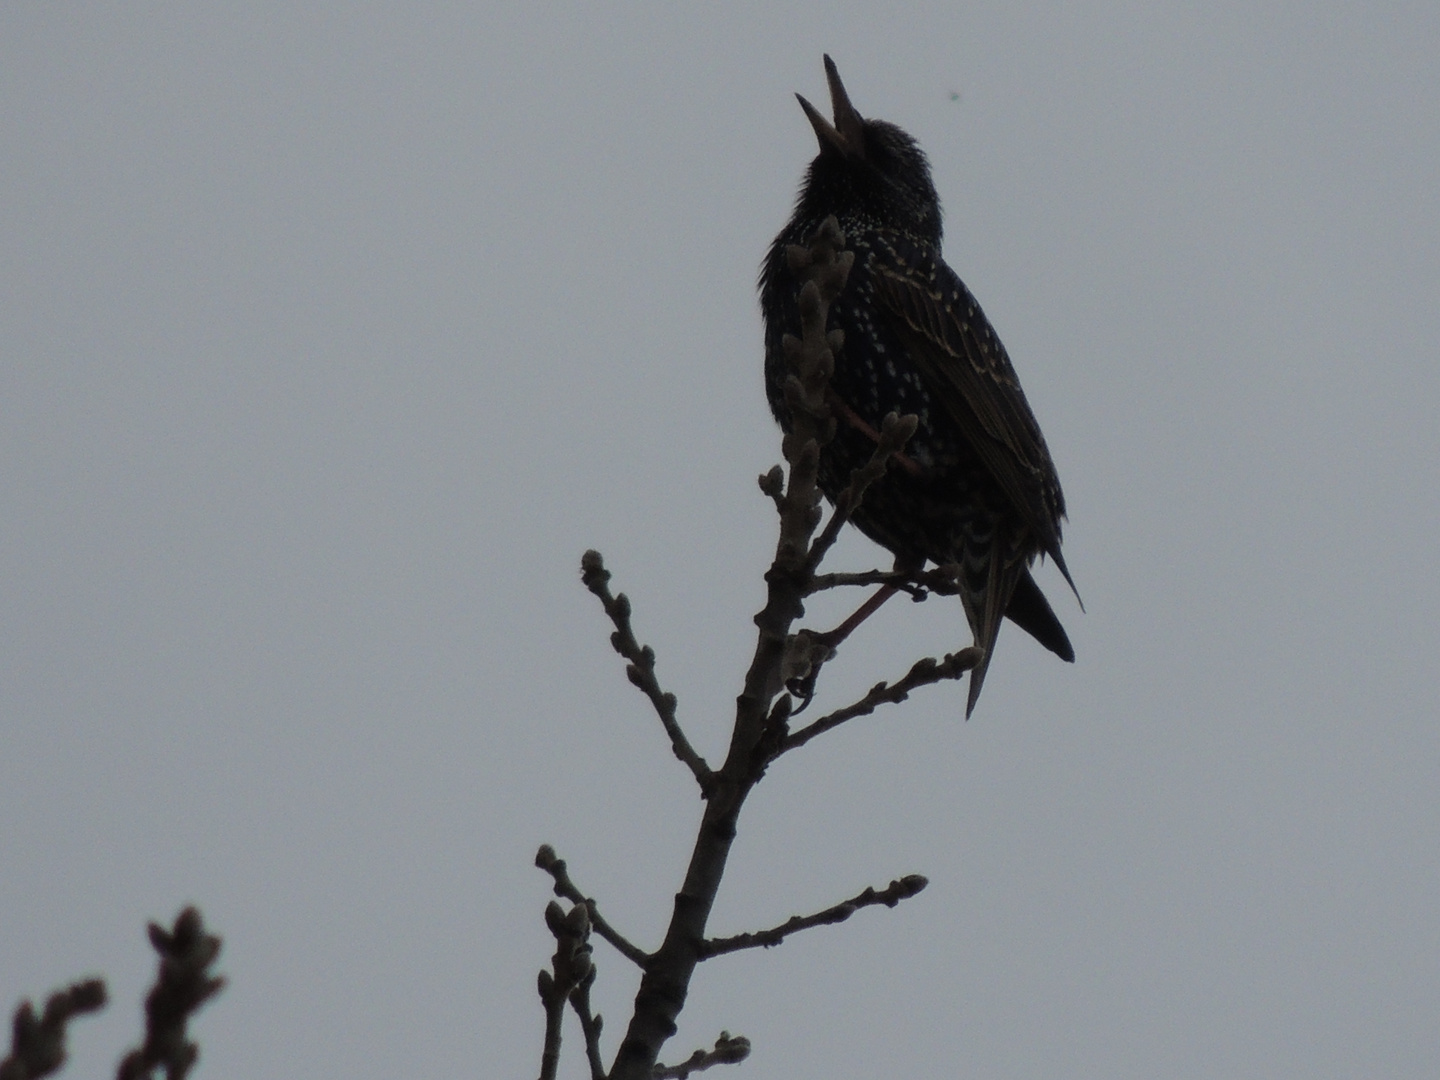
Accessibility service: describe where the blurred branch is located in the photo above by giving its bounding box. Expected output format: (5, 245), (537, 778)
(699, 876), (928, 959)
(581, 550), (715, 792)
(0, 980), (107, 1080)
(652, 1032), (751, 1079)
(116, 907), (225, 1080)
(535, 845), (651, 969)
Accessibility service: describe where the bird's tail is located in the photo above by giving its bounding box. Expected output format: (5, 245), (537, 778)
(1005, 568), (1075, 663)
(958, 538), (1025, 719)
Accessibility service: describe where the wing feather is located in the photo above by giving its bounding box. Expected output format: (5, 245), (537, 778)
(867, 234), (1077, 597)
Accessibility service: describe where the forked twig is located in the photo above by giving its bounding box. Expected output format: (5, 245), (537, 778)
(536, 845), (651, 969)
(537, 901), (595, 1080)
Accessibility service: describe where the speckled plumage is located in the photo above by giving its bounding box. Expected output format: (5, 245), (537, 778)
(761, 57), (1076, 715)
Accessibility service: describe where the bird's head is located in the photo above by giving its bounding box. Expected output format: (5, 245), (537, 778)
(794, 56), (942, 245)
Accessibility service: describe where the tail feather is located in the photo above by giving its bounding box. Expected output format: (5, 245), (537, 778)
(961, 542), (1023, 719)
(1047, 544), (1085, 613)
(1005, 569), (1075, 662)
(964, 644), (995, 719)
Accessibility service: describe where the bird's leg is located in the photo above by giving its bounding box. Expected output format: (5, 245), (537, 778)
(826, 391), (922, 477)
(786, 559), (925, 710)
(818, 582), (902, 648)
(784, 585), (899, 711)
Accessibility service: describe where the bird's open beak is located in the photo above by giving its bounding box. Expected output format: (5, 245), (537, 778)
(797, 55), (866, 157)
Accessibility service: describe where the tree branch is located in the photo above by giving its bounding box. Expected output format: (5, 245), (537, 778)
(781, 648), (984, 755)
(652, 1032), (752, 1079)
(699, 875), (928, 958)
(535, 844), (651, 970)
(581, 550), (715, 792)
(0, 979), (107, 1080)
(607, 216), (853, 1080)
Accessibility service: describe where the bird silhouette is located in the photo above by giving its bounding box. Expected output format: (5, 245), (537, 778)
(761, 56), (1078, 716)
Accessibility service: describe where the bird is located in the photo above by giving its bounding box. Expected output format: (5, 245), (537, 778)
(760, 56), (1077, 716)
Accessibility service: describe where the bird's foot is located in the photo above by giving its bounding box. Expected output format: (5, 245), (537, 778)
(782, 629), (836, 714)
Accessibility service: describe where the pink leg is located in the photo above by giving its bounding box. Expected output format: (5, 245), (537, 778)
(815, 583), (900, 649)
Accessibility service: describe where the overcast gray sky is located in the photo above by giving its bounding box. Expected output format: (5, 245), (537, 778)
(3, 3), (1438, 1077)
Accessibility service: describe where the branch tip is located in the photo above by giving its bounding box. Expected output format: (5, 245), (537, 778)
(653, 1032), (752, 1079)
(580, 549), (609, 589)
(700, 874), (930, 959)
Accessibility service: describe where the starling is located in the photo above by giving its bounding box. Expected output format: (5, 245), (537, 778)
(761, 56), (1077, 716)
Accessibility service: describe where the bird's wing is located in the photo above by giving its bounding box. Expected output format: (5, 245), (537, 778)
(867, 233), (1075, 591)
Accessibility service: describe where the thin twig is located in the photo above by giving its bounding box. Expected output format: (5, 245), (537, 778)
(0, 980), (107, 1080)
(538, 971), (565, 1080)
(808, 564), (963, 597)
(581, 550), (715, 792)
(808, 568), (900, 591)
(652, 1033), (752, 1079)
(538, 901), (596, 1080)
(781, 648), (984, 755)
(568, 978), (607, 1080)
(536, 845), (651, 969)
(698, 876), (928, 959)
